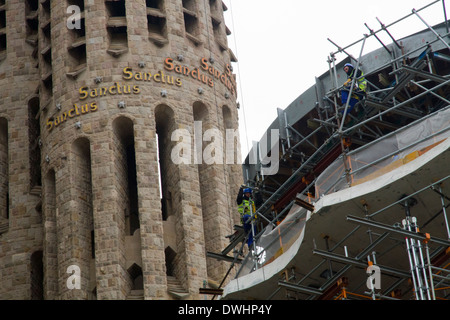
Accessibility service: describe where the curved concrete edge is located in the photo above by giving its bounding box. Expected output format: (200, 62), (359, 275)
(314, 137), (450, 214)
(221, 137), (449, 300)
(221, 213), (308, 299)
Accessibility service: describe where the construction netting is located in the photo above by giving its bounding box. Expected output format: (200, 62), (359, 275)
(236, 201), (308, 278)
(315, 106), (450, 197)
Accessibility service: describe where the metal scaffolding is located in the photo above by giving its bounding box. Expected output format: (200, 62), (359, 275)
(208, 0), (450, 300)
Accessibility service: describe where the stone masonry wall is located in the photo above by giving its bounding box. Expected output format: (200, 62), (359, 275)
(0, 0), (243, 300)
(0, 0), (43, 300)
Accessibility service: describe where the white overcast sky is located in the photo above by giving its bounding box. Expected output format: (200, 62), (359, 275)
(222, 0), (449, 159)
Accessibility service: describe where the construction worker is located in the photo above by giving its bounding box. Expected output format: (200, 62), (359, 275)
(340, 63), (367, 113)
(236, 185), (262, 247)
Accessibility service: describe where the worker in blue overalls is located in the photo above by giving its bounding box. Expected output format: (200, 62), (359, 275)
(340, 63), (367, 114)
(236, 185), (263, 247)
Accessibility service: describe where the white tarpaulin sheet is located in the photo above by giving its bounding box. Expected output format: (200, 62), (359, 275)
(224, 202), (308, 296)
(316, 107), (450, 196)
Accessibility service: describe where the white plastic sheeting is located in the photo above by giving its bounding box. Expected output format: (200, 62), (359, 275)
(316, 107), (450, 197)
(222, 203), (308, 297)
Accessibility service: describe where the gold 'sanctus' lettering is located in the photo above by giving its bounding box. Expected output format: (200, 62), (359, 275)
(79, 83), (141, 100)
(123, 66), (182, 87)
(165, 57), (213, 88)
(46, 102), (98, 131)
(200, 57), (236, 96)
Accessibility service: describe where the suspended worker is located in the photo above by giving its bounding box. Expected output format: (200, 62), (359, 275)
(236, 185), (263, 247)
(340, 63), (367, 113)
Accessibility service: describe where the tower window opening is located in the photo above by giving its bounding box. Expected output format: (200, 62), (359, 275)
(42, 46), (51, 65)
(126, 142), (139, 235)
(156, 133), (170, 222)
(209, 0), (227, 52)
(26, 0), (39, 12)
(0, 8), (6, 60)
(0, 34), (5, 54)
(182, 0), (201, 45)
(41, 22), (51, 66)
(183, 13), (197, 35)
(0, 10), (5, 29)
(91, 230), (95, 258)
(25, 0), (39, 49)
(68, 0), (84, 12)
(147, 16), (166, 38)
(30, 251), (44, 300)
(41, 0), (50, 21)
(127, 263), (143, 290)
(67, 0), (86, 76)
(42, 70), (52, 91)
(146, 0), (167, 46)
(182, 0), (196, 12)
(0, 118), (8, 222)
(108, 26), (128, 44)
(155, 103), (182, 290)
(106, 0), (126, 17)
(28, 97), (41, 189)
(43, 169), (58, 297)
(71, 138), (95, 297)
(68, 45), (86, 65)
(67, 0), (85, 38)
(113, 117), (139, 236)
(106, 0), (128, 56)
(40, 14), (52, 98)
(146, 0), (163, 10)
(155, 106), (175, 222)
(164, 247), (176, 276)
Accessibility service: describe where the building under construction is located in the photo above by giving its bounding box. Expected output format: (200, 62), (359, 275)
(0, 0), (242, 300)
(209, 0), (450, 300)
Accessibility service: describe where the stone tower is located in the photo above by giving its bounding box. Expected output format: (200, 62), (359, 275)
(0, 0), (242, 300)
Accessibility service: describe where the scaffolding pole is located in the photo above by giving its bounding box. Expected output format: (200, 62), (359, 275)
(412, 8), (450, 52)
(222, 0), (450, 301)
(329, 0), (441, 58)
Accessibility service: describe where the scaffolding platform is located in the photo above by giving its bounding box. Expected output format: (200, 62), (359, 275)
(217, 0), (450, 300)
(222, 134), (450, 299)
(206, 225), (246, 264)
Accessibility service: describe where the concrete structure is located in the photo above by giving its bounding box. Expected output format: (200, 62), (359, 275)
(0, 0), (242, 300)
(214, 1), (450, 300)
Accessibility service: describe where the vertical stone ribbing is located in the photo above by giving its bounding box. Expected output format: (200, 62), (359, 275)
(42, 169), (58, 299)
(0, 0), (43, 300)
(0, 118), (7, 221)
